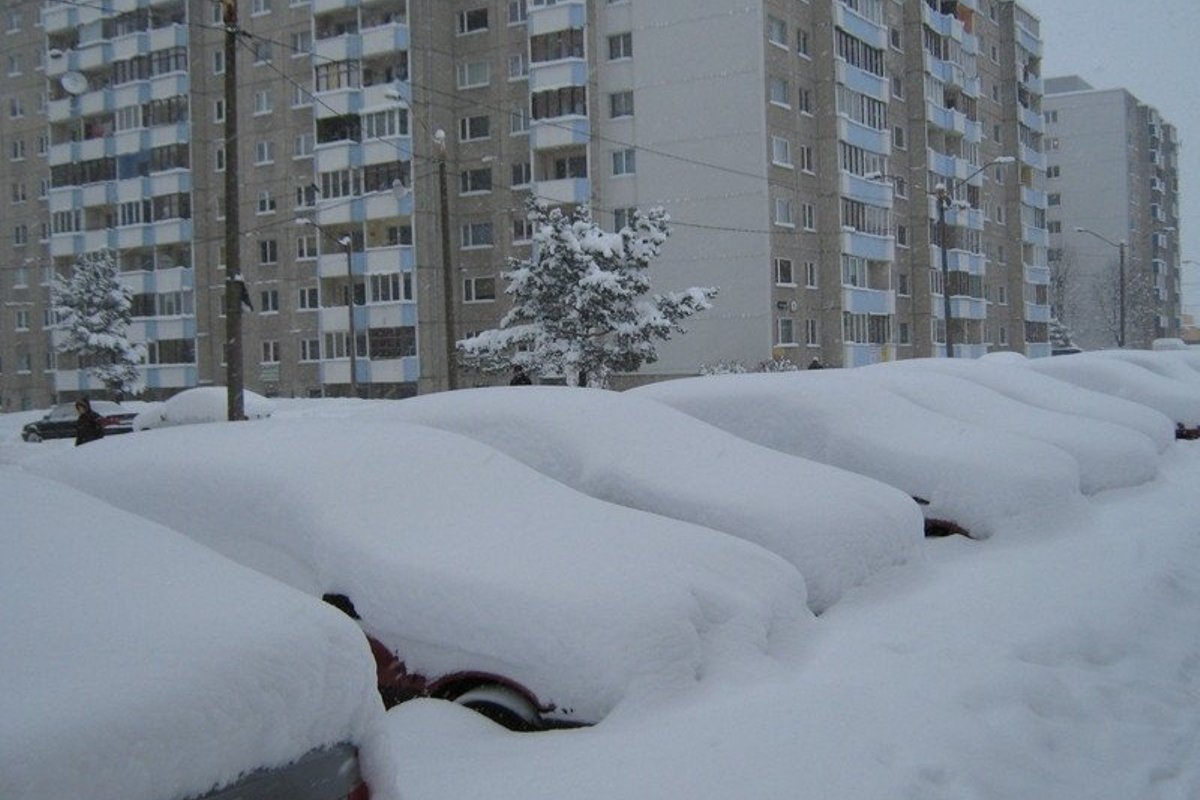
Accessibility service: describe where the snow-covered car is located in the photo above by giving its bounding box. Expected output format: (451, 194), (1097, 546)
(20, 400), (138, 442)
(634, 370), (1099, 539)
(374, 386), (923, 613)
(1023, 350), (1200, 437)
(133, 386), (273, 431)
(1, 468), (380, 800)
(29, 417), (811, 729)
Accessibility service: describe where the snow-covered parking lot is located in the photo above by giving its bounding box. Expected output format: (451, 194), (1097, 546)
(3, 349), (1200, 800)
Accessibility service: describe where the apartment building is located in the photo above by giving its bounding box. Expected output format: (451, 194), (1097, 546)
(0, 0), (1053, 409)
(1043, 75), (1182, 351)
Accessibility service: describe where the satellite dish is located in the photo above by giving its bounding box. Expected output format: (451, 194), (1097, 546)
(60, 71), (88, 96)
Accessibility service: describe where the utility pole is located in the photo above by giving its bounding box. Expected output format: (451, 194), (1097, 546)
(222, 0), (245, 420)
(1117, 240), (1126, 348)
(435, 130), (457, 391)
(342, 237), (359, 398)
(936, 185), (954, 358)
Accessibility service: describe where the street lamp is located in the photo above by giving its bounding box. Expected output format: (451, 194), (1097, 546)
(297, 218), (359, 397)
(935, 156), (1015, 358)
(1074, 227), (1126, 347)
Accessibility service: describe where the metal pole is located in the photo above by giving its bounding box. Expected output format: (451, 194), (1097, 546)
(345, 241), (359, 397)
(222, 0), (244, 421)
(1118, 241), (1126, 348)
(937, 188), (954, 358)
(437, 155), (457, 390)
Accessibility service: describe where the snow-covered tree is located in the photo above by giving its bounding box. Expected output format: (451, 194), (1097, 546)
(757, 357), (801, 372)
(458, 200), (717, 387)
(1048, 318), (1076, 350)
(52, 249), (144, 397)
(699, 360), (749, 376)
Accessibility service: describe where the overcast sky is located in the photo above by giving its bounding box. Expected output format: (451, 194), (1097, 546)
(1020, 0), (1200, 311)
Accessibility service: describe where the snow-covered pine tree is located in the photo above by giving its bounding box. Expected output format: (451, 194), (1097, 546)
(1048, 317), (1076, 350)
(51, 249), (144, 397)
(458, 199), (717, 387)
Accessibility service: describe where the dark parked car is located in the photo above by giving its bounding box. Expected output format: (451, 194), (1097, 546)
(21, 401), (137, 442)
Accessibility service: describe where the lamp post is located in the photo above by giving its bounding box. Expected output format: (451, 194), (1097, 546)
(298, 219), (359, 397)
(433, 129), (458, 391)
(935, 156), (1016, 358)
(1075, 227), (1127, 348)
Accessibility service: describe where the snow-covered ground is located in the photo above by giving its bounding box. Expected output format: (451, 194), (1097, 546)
(3, 351), (1199, 800)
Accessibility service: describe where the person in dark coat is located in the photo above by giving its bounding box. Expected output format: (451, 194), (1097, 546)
(807, 357), (824, 370)
(74, 397), (105, 446)
(509, 366), (533, 386)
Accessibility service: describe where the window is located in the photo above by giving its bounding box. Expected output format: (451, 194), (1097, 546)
(805, 319), (819, 346)
(370, 273), (411, 303)
(1044, 110), (1058, 124)
(775, 257), (794, 285)
(259, 289), (279, 313)
(777, 317), (796, 345)
(771, 136), (792, 167)
(291, 83), (312, 108)
(513, 216), (533, 242)
(253, 89), (273, 115)
(259, 239), (278, 265)
(252, 0), (271, 13)
(836, 29), (884, 76)
(802, 203), (815, 231)
(897, 272), (910, 296)
(796, 28), (810, 57)
(508, 0), (527, 24)
(1047, 193), (1061, 206)
(508, 53), (528, 79)
(889, 27), (902, 51)
(213, 99), (225, 122)
(530, 28), (584, 62)
(7, 54), (22, 76)
(1047, 165), (1061, 179)
(613, 207), (636, 231)
(769, 76), (790, 107)
(10, 182), (26, 204)
(14, 224), (28, 245)
(364, 108), (407, 138)
(511, 161), (532, 186)
(891, 75), (904, 99)
(9, 96), (24, 118)
(297, 235), (318, 259)
(610, 90), (634, 118)
(510, 108), (530, 134)
(805, 261), (817, 288)
(767, 16), (787, 48)
(213, 49), (224, 74)
(457, 8), (488, 34)
(296, 183), (318, 208)
(892, 125), (906, 149)
(456, 60), (490, 89)
(464, 276), (497, 302)
(300, 339), (320, 361)
(896, 224), (908, 246)
(797, 87), (813, 115)
(15, 309), (30, 331)
(608, 32), (632, 60)
(898, 321), (910, 345)
(261, 340), (280, 363)
(254, 140), (275, 164)
(294, 133), (315, 158)
(299, 286), (319, 309)
(531, 86), (587, 119)
(798, 145), (814, 173)
(458, 114), (490, 141)
(256, 190), (276, 214)
(553, 155), (587, 179)
(459, 167), (493, 194)
(774, 198), (794, 227)
(290, 30), (312, 55)
(10, 139), (24, 160)
(253, 41), (272, 64)
(1048, 221), (1062, 234)
(461, 222), (494, 249)
(612, 148), (636, 176)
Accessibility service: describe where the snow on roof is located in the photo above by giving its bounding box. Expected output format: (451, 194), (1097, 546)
(856, 361), (1161, 493)
(0, 468), (380, 800)
(634, 371), (1087, 539)
(373, 386), (923, 614)
(132, 386), (273, 431)
(1024, 351), (1200, 427)
(27, 418), (811, 725)
(873, 356), (1176, 452)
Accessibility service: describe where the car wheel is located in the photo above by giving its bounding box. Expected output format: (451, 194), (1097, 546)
(23, 431), (42, 443)
(452, 684), (541, 732)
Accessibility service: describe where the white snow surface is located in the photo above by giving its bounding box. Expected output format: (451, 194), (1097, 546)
(0, 468), (380, 800)
(23, 417), (811, 726)
(5, 353), (1200, 800)
(371, 386), (924, 613)
(1025, 351), (1200, 427)
(634, 370), (1089, 538)
(132, 386), (273, 430)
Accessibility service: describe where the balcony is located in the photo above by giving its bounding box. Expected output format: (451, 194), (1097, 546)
(1016, 23), (1043, 57)
(536, 177), (590, 205)
(361, 22), (409, 57)
(315, 33), (361, 64)
(843, 343), (896, 367)
(835, 60), (888, 101)
(529, 60), (588, 92)
(842, 286), (896, 316)
(1022, 225), (1050, 247)
(949, 296), (987, 320)
(528, 0), (586, 36)
(1019, 143), (1047, 171)
(932, 247), (987, 276)
(1024, 263), (1051, 285)
(530, 116), (590, 150)
(837, 117), (890, 155)
(1020, 185), (1048, 209)
(1025, 342), (1051, 359)
(1025, 302), (1052, 323)
(834, 2), (888, 50)
(840, 172), (893, 208)
(841, 229), (894, 262)
(1019, 104), (1044, 133)
(926, 101), (969, 137)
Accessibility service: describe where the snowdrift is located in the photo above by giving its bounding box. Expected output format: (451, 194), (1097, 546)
(0, 469), (379, 800)
(28, 418), (811, 726)
(371, 386), (923, 613)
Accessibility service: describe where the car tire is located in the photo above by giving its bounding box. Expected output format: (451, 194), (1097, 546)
(23, 431), (42, 443)
(452, 684), (541, 732)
